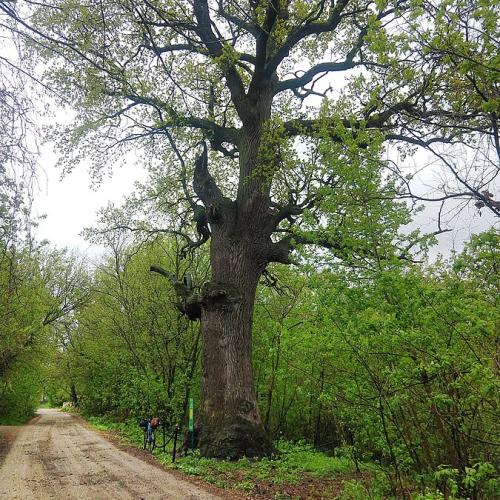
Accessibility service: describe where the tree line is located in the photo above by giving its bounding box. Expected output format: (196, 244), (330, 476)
(40, 227), (498, 498)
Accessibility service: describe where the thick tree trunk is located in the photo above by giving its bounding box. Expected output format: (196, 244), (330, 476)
(192, 98), (278, 457)
(197, 233), (274, 458)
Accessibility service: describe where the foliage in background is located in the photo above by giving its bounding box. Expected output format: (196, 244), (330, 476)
(48, 229), (499, 498)
(0, 245), (88, 423)
(45, 234), (208, 429)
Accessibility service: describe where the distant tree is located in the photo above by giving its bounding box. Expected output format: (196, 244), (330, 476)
(49, 235), (206, 423)
(0, 19), (37, 247)
(2, 0), (497, 457)
(0, 247), (89, 422)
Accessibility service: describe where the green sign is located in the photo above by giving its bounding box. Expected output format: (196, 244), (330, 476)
(188, 398), (194, 431)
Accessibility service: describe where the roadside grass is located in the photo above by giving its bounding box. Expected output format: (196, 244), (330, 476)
(0, 415), (30, 425)
(87, 416), (145, 449)
(157, 445), (356, 489)
(1, 401), (53, 424)
(0, 410), (40, 425)
(84, 415), (378, 498)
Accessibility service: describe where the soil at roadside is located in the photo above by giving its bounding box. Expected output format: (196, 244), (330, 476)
(0, 408), (223, 500)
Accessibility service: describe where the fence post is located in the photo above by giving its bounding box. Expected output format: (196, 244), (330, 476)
(172, 424), (179, 463)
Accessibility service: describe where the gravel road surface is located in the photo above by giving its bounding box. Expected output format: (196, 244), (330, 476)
(0, 408), (219, 499)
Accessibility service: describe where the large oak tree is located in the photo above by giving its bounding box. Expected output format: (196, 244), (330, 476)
(2, 0), (498, 457)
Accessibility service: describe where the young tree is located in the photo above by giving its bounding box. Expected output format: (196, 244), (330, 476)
(2, 0), (497, 457)
(0, 16), (37, 248)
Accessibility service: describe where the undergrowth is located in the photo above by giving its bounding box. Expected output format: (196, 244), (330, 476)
(84, 415), (372, 497)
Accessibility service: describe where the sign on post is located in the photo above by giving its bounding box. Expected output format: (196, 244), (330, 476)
(188, 397), (194, 451)
(188, 397), (194, 431)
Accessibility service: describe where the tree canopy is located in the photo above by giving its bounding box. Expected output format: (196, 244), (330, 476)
(1, 0), (498, 458)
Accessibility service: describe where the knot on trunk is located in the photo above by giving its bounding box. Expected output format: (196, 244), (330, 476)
(237, 399), (254, 415)
(150, 266), (201, 320)
(180, 295), (202, 320)
(207, 203), (220, 221)
(201, 281), (241, 311)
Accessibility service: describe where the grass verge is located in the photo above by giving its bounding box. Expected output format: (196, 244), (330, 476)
(84, 416), (383, 499)
(0, 413), (36, 425)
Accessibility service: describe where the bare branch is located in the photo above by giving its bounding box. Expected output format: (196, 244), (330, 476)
(192, 141), (224, 206)
(192, 0), (249, 121)
(265, 0), (349, 76)
(274, 60), (358, 94)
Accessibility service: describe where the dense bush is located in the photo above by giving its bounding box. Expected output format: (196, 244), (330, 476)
(252, 230), (499, 497)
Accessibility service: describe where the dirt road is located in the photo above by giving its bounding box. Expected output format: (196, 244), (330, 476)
(0, 408), (220, 499)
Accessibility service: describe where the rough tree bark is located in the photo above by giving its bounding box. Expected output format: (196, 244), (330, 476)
(154, 122), (279, 457)
(198, 239), (273, 458)
(192, 114), (277, 456)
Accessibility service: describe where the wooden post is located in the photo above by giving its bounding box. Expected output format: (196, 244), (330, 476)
(172, 424), (179, 463)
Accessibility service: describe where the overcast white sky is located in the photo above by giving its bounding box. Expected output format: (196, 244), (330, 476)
(32, 142), (145, 254)
(31, 138), (496, 261)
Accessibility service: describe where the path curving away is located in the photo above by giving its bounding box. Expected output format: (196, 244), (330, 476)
(0, 408), (220, 499)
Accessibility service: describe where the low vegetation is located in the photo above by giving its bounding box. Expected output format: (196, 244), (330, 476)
(87, 415), (376, 498)
(86, 411), (499, 499)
